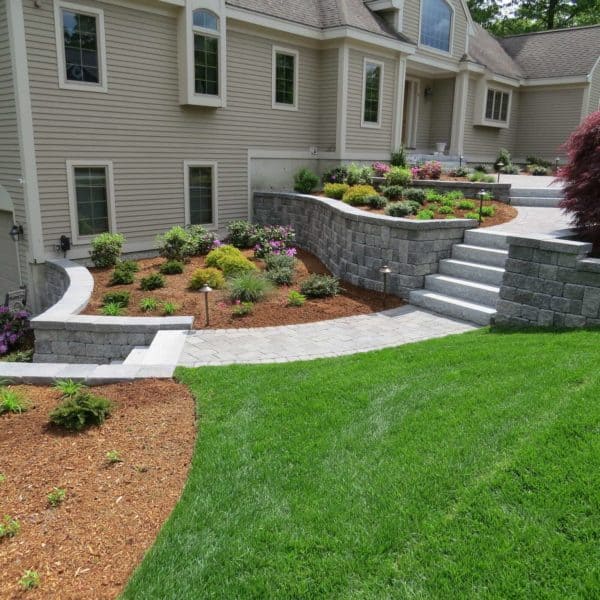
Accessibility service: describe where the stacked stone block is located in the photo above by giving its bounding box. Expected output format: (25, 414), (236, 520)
(253, 193), (476, 299)
(495, 235), (600, 328)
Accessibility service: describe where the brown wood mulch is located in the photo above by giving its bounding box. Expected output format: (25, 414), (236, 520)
(83, 248), (404, 330)
(0, 380), (196, 600)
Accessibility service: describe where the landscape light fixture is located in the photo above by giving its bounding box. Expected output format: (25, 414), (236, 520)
(9, 224), (23, 242)
(199, 284), (213, 327)
(379, 265), (392, 309)
(459, 155), (464, 168)
(477, 190), (486, 225)
(496, 162), (504, 183)
(555, 157), (560, 172)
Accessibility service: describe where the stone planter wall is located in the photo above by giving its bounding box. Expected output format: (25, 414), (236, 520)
(253, 192), (477, 298)
(495, 235), (600, 328)
(31, 259), (193, 364)
(372, 177), (511, 202)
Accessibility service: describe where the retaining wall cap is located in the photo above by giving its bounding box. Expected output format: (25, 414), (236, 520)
(506, 234), (593, 254)
(255, 192), (478, 230)
(577, 258), (600, 273)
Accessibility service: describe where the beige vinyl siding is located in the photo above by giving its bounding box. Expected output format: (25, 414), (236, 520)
(403, 1), (468, 60)
(428, 78), (454, 148)
(587, 61), (600, 115)
(318, 47), (338, 152)
(23, 1), (322, 251)
(515, 87), (585, 160)
(0, 0), (28, 290)
(345, 49), (396, 154)
(463, 77), (518, 161)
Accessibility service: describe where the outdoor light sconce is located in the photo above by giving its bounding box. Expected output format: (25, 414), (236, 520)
(58, 235), (71, 257)
(424, 87), (433, 99)
(379, 265), (392, 309)
(9, 224), (24, 242)
(199, 284), (213, 327)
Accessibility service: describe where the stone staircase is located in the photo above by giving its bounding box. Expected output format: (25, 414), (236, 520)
(510, 186), (563, 207)
(410, 229), (509, 325)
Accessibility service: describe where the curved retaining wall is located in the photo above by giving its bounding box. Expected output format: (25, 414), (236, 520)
(253, 192), (477, 298)
(31, 259), (193, 364)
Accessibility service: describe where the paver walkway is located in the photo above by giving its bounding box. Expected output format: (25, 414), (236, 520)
(487, 206), (572, 237)
(178, 306), (477, 366)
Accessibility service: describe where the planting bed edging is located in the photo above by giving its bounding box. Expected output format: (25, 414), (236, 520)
(372, 177), (511, 202)
(253, 192), (477, 299)
(495, 235), (600, 328)
(31, 259), (193, 364)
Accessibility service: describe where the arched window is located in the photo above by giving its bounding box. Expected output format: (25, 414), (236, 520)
(193, 9), (220, 95)
(420, 0), (452, 53)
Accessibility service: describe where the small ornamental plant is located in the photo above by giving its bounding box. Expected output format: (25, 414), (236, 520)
(140, 273), (166, 291)
(413, 161), (442, 180)
(159, 260), (184, 275)
(49, 391), (112, 431)
(385, 167), (412, 186)
(287, 291), (306, 307)
(0, 387), (29, 414)
(19, 570), (40, 590)
(47, 487), (67, 507)
(293, 168), (319, 193)
(300, 274), (340, 298)
(139, 297), (159, 312)
(106, 450), (123, 464)
(323, 183), (350, 200)
(322, 166), (349, 184)
(162, 301), (179, 316)
(372, 162), (391, 177)
(0, 306), (30, 357)
(252, 225), (296, 259)
(52, 379), (86, 397)
(101, 302), (124, 317)
(89, 233), (125, 268)
(187, 225), (216, 255)
(102, 291), (130, 308)
(342, 185), (379, 206)
(189, 268), (226, 290)
(156, 226), (193, 262)
(0, 515), (20, 539)
(227, 221), (256, 249)
(232, 301), (254, 317)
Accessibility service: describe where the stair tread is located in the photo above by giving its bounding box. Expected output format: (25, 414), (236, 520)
(454, 244), (508, 255)
(426, 274), (500, 293)
(441, 259), (505, 272)
(411, 290), (497, 314)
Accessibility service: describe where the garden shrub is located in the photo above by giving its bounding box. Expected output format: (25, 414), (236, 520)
(252, 225), (296, 259)
(159, 260), (184, 275)
(264, 254), (295, 271)
(140, 273), (166, 291)
(465, 212), (481, 220)
(110, 267), (134, 285)
(228, 273), (273, 303)
(437, 205), (454, 215)
(346, 164), (373, 186)
(219, 255), (257, 277)
(266, 267), (295, 286)
(381, 185), (404, 200)
(322, 166), (348, 185)
(468, 172), (495, 183)
(494, 148), (512, 172)
(323, 183), (350, 200)
(501, 163), (519, 174)
(0, 388), (28, 414)
(439, 196), (457, 208)
(403, 188), (427, 204)
(89, 233), (125, 268)
(385, 201), (418, 217)
(101, 302), (124, 316)
(187, 225), (216, 255)
(116, 260), (139, 273)
(458, 200), (476, 210)
(425, 190), (444, 203)
(0, 306), (30, 357)
(189, 267), (225, 290)
(293, 168), (319, 193)
(366, 195), (387, 209)
(227, 221), (255, 249)
(385, 166), (412, 186)
(372, 162), (391, 177)
(526, 156), (551, 168)
(558, 111), (600, 244)
(49, 391), (112, 431)
(529, 164), (549, 176)
(102, 291), (130, 307)
(205, 245), (243, 268)
(156, 226), (193, 262)
(415, 161), (442, 180)
(444, 190), (465, 202)
(300, 274), (340, 298)
(480, 205), (496, 217)
(449, 166), (469, 177)
(390, 146), (408, 168)
(416, 209), (435, 220)
(342, 185), (378, 206)
(287, 290), (306, 307)
(473, 164), (489, 173)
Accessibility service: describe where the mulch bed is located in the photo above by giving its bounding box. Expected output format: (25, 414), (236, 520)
(83, 249), (404, 329)
(0, 380), (196, 599)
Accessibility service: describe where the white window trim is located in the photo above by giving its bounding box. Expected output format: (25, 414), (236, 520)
(54, 0), (108, 93)
(418, 0), (454, 57)
(481, 86), (512, 128)
(66, 160), (116, 245)
(272, 46), (299, 111)
(184, 160), (218, 230)
(361, 58), (384, 129)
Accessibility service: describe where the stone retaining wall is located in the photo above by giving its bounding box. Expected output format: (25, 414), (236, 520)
(253, 192), (477, 298)
(31, 259), (193, 363)
(495, 236), (600, 328)
(372, 177), (511, 202)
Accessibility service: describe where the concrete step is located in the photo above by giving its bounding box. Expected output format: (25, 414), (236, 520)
(122, 346), (149, 366)
(464, 229), (510, 250)
(409, 290), (496, 326)
(424, 274), (500, 307)
(452, 244), (508, 268)
(439, 259), (505, 286)
(510, 187), (563, 198)
(511, 197), (561, 207)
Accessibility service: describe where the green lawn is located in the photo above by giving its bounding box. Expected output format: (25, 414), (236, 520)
(122, 328), (600, 599)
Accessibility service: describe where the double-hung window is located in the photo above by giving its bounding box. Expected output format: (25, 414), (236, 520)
(362, 60), (383, 127)
(55, 1), (107, 92)
(67, 161), (115, 243)
(272, 47), (298, 110)
(193, 9), (220, 96)
(185, 162), (217, 227)
(485, 89), (510, 123)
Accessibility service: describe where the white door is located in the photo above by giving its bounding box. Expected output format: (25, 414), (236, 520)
(0, 210), (20, 303)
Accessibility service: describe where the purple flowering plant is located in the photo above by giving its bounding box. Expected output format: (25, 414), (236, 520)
(253, 225), (297, 259)
(372, 162), (391, 177)
(0, 306), (30, 356)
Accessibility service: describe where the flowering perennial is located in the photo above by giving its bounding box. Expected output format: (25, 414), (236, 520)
(0, 306), (30, 356)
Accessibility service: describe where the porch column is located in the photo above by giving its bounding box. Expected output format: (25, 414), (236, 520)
(449, 70), (469, 156)
(392, 55), (407, 151)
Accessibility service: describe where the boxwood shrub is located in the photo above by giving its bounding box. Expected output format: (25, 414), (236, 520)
(189, 267), (225, 290)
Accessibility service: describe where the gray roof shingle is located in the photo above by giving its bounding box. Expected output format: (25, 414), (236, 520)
(468, 23), (524, 79)
(499, 25), (600, 79)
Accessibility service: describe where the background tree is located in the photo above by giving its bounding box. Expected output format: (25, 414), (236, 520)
(467, 1), (500, 28)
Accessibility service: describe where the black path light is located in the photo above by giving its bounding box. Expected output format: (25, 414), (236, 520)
(379, 265), (392, 308)
(459, 155), (464, 169)
(496, 161), (504, 183)
(9, 224), (23, 242)
(477, 189), (486, 226)
(199, 284), (213, 327)
(555, 156), (560, 173)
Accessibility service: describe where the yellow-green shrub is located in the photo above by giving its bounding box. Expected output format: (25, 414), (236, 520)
(188, 267), (226, 290)
(323, 183), (350, 200)
(342, 185), (378, 206)
(218, 255), (257, 277)
(205, 245), (244, 268)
